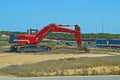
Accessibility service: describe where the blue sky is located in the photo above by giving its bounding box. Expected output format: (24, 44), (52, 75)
(0, 0), (120, 33)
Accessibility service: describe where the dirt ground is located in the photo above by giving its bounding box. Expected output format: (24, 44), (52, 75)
(0, 51), (118, 68)
(0, 48), (120, 76)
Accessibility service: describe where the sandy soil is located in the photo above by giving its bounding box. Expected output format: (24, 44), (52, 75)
(0, 52), (117, 68)
(48, 66), (120, 76)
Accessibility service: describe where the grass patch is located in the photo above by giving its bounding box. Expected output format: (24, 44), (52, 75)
(0, 42), (9, 47)
(0, 55), (120, 77)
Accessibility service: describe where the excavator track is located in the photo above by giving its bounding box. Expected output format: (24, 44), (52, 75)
(10, 45), (51, 53)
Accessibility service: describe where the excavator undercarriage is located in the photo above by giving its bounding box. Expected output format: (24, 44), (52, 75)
(10, 45), (51, 53)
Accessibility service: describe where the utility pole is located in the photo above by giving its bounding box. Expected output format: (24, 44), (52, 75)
(101, 22), (104, 48)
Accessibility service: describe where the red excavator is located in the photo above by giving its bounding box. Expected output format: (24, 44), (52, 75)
(8, 24), (82, 52)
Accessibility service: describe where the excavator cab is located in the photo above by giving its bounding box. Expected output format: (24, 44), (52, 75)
(27, 28), (38, 34)
(9, 28), (38, 44)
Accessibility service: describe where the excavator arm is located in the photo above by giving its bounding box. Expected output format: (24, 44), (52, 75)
(35, 24), (82, 46)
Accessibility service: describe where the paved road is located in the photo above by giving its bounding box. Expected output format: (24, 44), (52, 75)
(0, 76), (120, 80)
